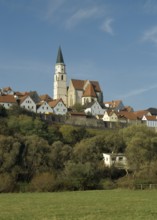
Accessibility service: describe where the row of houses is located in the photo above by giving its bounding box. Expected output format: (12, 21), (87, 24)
(0, 88), (67, 115)
(0, 87), (157, 128)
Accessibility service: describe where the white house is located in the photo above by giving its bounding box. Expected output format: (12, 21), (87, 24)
(84, 101), (105, 116)
(49, 98), (67, 115)
(102, 110), (118, 122)
(37, 101), (53, 114)
(103, 153), (127, 168)
(0, 87), (14, 95)
(142, 115), (157, 128)
(20, 95), (36, 113)
(0, 95), (17, 109)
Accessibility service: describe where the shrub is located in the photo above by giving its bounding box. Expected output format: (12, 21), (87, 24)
(0, 173), (16, 192)
(100, 179), (117, 190)
(29, 172), (56, 192)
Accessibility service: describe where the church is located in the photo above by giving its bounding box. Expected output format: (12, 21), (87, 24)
(53, 47), (103, 107)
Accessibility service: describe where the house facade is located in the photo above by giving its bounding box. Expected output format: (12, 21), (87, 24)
(0, 95), (17, 109)
(84, 101), (105, 116)
(142, 115), (157, 128)
(49, 98), (67, 115)
(37, 101), (53, 114)
(20, 96), (36, 113)
(102, 110), (118, 122)
(103, 153), (127, 168)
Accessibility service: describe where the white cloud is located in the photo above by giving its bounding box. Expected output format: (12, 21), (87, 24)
(119, 84), (157, 99)
(143, 0), (157, 14)
(40, 0), (66, 21)
(100, 18), (114, 35)
(0, 0), (66, 22)
(142, 26), (157, 45)
(65, 6), (104, 29)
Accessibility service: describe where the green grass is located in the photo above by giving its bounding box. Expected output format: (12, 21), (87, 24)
(0, 189), (157, 220)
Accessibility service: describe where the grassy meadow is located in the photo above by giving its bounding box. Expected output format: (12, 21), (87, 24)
(0, 189), (157, 220)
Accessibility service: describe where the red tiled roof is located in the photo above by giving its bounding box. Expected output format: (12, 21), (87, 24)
(71, 79), (101, 92)
(71, 79), (85, 90)
(0, 95), (16, 103)
(143, 115), (157, 121)
(83, 83), (97, 97)
(19, 95), (31, 104)
(90, 81), (101, 92)
(48, 98), (65, 108)
(40, 94), (53, 102)
(117, 111), (137, 120)
(134, 110), (150, 118)
(15, 91), (29, 97)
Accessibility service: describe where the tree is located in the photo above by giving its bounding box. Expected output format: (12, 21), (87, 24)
(0, 105), (7, 117)
(19, 135), (50, 181)
(48, 141), (72, 171)
(61, 161), (102, 190)
(0, 135), (21, 174)
(125, 136), (149, 174)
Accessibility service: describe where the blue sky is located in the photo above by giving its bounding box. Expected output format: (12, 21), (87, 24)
(0, 0), (157, 110)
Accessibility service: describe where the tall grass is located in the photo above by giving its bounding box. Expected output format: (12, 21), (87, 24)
(0, 189), (157, 220)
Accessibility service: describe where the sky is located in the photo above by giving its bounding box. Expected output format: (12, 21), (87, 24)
(0, 0), (157, 110)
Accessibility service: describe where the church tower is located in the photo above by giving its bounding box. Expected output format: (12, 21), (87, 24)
(53, 47), (67, 105)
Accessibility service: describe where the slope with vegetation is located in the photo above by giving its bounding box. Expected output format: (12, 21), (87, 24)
(0, 105), (157, 192)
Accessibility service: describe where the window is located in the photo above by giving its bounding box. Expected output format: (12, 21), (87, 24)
(118, 157), (123, 161)
(61, 75), (63, 80)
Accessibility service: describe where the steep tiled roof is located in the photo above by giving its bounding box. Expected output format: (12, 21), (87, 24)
(117, 111), (137, 120)
(83, 83), (97, 97)
(90, 81), (101, 92)
(134, 110), (150, 119)
(0, 95), (16, 103)
(48, 98), (65, 108)
(71, 79), (85, 90)
(71, 79), (101, 92)
(15, 91), (29, 98)
(143, 115), (157, 121)
(40, 94), (53, 102)
(20, 95), (31, 104)
(122, 106), (134, 112)
(105, 110), (118, 117)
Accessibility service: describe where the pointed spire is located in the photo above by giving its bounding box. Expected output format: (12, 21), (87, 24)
(56, 46), (64, 64)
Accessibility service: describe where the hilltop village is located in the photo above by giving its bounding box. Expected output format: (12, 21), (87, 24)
(0, 47), (157, 129)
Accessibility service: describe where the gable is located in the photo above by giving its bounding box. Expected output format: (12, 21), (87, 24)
(83, 83), (97, 97)
(71, 79), (85, 90)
